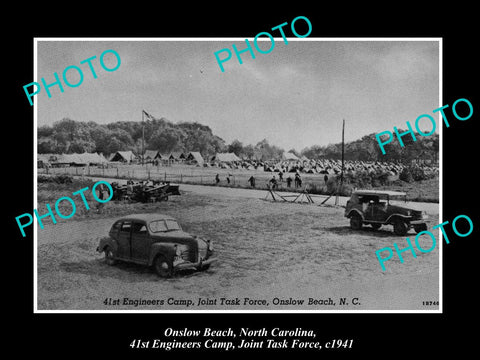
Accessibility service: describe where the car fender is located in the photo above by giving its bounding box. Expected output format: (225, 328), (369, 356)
(385, 214), (411, 224)
(148, 243), (177, 266)
(346, 209), (364, 220)
(97, 236), (117, 253)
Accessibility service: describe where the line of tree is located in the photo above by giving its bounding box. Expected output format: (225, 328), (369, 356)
(38, 118), (438, 163)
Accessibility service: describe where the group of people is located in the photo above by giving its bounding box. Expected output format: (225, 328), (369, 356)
(215, 173), (232, 185)
(214, 170), (329, 190)
(267, 171), (303, 190)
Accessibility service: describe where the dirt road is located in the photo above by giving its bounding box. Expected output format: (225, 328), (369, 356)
(37, 183), (440, 311)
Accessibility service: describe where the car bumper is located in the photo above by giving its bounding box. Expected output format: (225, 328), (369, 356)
(173, 257), (218, 271)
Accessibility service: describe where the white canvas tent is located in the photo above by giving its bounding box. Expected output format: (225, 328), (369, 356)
(186, 152), (204, 166)
(211, 152), (240, 163)
(109, 151), (137, 163)
(283, 152), (300, 161)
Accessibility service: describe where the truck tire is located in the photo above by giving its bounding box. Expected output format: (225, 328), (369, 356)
(393, 219), (408, 236)
(371, 223), (382, 230)
(414, 223), (428, 233)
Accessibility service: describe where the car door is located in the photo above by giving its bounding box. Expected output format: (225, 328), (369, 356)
(373, 200), (388, 222)
(117, 221), (132, 259)
(131, 221), (150, 263)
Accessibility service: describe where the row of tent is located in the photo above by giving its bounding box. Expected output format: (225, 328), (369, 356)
(38, 152), (109, 167)
(37, 151), (208, 167)
(38, 150), (311, 168)
(111, 151), (206, 165)
(109, 151), (244, 166)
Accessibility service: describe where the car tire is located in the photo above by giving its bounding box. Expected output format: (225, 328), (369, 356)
(414, 224), (428, 233)
(393, 219), (408, 236)
(104, 246), (116, 266)
(371, 223), (382, 230)
(350, 215), (363, 230)
(154, 255), (173, 278)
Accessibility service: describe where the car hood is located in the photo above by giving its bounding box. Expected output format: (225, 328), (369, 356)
(388, 203), (422, 215)
(150, 230), (195, 243)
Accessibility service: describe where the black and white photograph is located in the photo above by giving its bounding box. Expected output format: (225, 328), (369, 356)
(33, 38), (441, 312)
(9, 7), (478, 357)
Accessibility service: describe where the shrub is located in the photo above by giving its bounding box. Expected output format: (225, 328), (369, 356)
(410, 166), (426, 181)
(399, 167), (413, 183)
(37, 174), (74, 184)
(399, 166), (428, 182)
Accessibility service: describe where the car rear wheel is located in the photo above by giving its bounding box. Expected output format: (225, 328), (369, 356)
(393, 219), (408, 236)
(104, 246), (116, 266)
(350, 215), (363, 230)
(154, 255), (173, 278)
(371, 223), (382, 230)
(197, 264), (211, 271)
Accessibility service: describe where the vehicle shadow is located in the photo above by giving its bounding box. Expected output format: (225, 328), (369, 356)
(60, 259), (164, 282)
(323, 225), (413, 238)
(59, 258), (212, 281)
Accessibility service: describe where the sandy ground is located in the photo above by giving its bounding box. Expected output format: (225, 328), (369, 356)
(36, 182), (440, 311)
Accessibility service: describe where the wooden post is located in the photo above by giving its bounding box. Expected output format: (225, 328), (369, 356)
(116, 167), (119, 178)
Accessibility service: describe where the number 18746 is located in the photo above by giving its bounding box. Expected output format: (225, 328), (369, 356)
(422, 301), (439, 306)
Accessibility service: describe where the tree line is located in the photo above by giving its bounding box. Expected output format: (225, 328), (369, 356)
(38, 118), (438, 163)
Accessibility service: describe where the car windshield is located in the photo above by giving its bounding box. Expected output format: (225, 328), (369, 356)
(149, 219), (181, 233)
(165, 219), (181, 231)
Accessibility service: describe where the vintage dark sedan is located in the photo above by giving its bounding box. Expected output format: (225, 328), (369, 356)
(96, 214), (216, 277)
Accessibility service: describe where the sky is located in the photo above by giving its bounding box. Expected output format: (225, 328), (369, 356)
(36, 38), (440, 151)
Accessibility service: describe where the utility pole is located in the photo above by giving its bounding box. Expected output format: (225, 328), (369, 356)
(335, 119), (345, 206)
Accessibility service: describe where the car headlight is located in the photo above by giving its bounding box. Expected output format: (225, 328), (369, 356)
(207, 239), (213, 252)
(174, 245), (182, 257)
(174, 244), (189, 259)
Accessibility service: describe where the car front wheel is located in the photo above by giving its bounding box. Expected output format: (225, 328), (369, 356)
(154, 255), (173, 278)
(350, 215), (363, 230)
